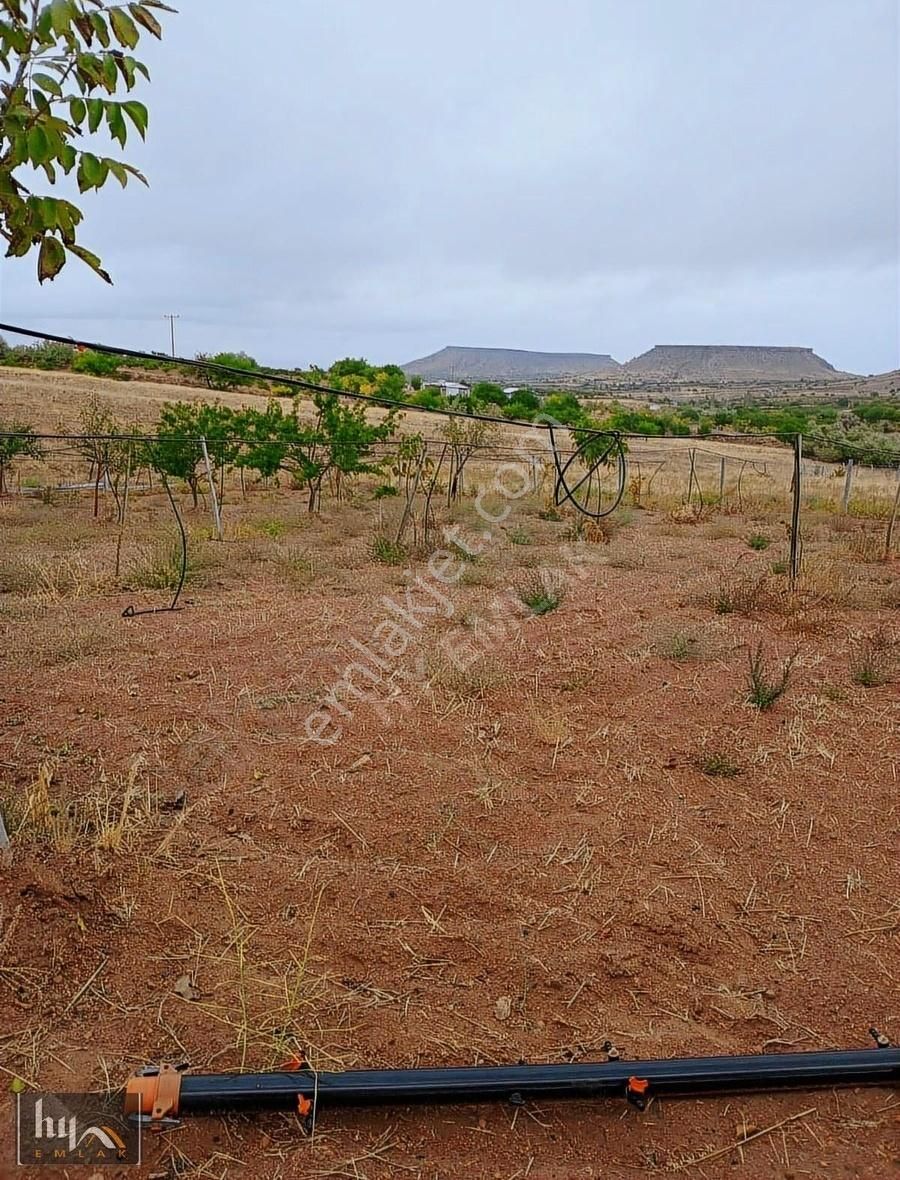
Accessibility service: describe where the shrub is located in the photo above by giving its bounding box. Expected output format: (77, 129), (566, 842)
(370, 535), (407, 565)
(709, 572), (767, 615)
(747, 533), (771, 551)
(667, 632), (698, 661)
(72, 349), (122, 378)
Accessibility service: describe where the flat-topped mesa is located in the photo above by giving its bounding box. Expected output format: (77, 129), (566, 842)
(401, 346), (621, 383)
(622, 345), (848, 381)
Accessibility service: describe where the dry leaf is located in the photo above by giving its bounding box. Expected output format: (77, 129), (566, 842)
(495, 996), (512, 1021)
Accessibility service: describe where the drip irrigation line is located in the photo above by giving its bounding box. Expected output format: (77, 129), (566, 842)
(801, 433), (900, 465)
(0, 321), (564, 433)
(121, 472), (187, 619)
(0, 322), (628, 518)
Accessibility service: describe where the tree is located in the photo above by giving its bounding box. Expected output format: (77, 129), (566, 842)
(72, 347), (121, 377)
(291, 393), (396, 512)
(0, 419), (42, 493)
(235, 395), (397, 511)
(74, 389), (130, 515)
(202, 351), (261, 391)
(0, 0), (175, 284)
(441, 417), (494, 502)
(150, 401), (238, 507)
(541, 392), (585, 427)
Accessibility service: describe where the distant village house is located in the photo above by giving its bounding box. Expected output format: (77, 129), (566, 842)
(424, 380), (470, 399)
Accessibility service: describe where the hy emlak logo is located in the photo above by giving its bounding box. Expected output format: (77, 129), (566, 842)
(35, 1097), (127, 1157)
(16, 1092), (140, 1167)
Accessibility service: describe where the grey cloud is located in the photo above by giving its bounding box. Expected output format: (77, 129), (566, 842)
(0, 0), (896, 373)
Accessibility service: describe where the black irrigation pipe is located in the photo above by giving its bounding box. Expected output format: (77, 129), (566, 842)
(121, 471), (187, 619)
(126, 1035), (899, 1128)
(801, 432), (900, 465)
(0, 321), (569, 433)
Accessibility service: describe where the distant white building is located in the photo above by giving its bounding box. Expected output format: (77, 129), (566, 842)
(425, 380), (470, 399)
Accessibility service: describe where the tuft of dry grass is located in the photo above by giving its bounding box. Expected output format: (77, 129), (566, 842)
(849, 628), (896, 687)
(6, 757), (155, 858)
(517, 569), (566, 615)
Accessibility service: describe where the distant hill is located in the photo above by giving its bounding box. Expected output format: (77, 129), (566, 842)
(623, 345), (849, 381)
(402, 346), (621, 383)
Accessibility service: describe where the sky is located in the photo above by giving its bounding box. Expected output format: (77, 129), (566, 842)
(0, 0), (897, 374)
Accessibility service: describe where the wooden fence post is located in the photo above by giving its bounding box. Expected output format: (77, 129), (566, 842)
(884, 472), (900, 559)
(790, 434), (802, 582)
(841, 459), (854, 514)
(718, 455), (726, 501)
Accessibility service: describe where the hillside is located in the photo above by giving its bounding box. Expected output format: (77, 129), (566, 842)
(402, 345), (620, 383)
(622, 345), (849, 381)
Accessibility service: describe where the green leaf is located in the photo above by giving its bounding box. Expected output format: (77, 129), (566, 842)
(107, 159), (129, 188)
(40, 196), (59, 228)
(69, 96), (86, 126)
(59, 143), (77, 173)
(33, 71), (62, 96)
(120, 161), (149, 186)
(102, 53), (118, 92)
(106, 104), (127, 147)
(27, 125), (49, 164)
(77, 151), (104, 192)
(87, 98), (104, 133)
(110, 8), (139, 50)
(128, 4), (162, 38)
(90, 11), (110, 47)
(38, 235), (66, 283)
(122, 100), (148, 139)
(49, 0), (73, 38)
(67, 242), (112, 284)
(116, 54), (136, 88)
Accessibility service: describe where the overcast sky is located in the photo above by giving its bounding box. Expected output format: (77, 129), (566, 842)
(0, 0), (897, 373)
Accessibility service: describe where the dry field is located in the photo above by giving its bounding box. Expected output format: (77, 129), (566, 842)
(1, 373), (899, 1179)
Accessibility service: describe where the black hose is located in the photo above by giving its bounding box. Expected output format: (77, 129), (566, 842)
(121, 473), (188, 619)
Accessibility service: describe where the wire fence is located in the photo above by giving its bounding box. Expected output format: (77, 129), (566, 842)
(2, 430), (900, 577)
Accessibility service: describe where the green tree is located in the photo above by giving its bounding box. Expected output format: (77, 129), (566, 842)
(150, 401), (238, 507)
(292, 393), (396, 512)
(540, 392), (585, 427)
(469, 382), (506, 408)
(0, 0), (174, 284)
(202, 351), (261, 391)
(0, 420), (42, 493)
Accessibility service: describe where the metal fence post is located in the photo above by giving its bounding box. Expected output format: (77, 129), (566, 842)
(200, 436), (223, 541)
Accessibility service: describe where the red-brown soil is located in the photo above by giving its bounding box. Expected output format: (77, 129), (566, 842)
(1, 485), (898, 1180)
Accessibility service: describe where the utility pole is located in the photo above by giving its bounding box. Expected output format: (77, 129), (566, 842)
(164, 313), (180, 358)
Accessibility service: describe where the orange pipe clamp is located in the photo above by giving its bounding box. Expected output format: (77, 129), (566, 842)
(125, 1063), (183, 1123)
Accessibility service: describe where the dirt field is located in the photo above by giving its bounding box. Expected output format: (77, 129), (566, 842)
(1, 374), (899, 1179)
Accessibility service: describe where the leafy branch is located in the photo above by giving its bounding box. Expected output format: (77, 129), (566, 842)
(0, 0), (175, 283)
